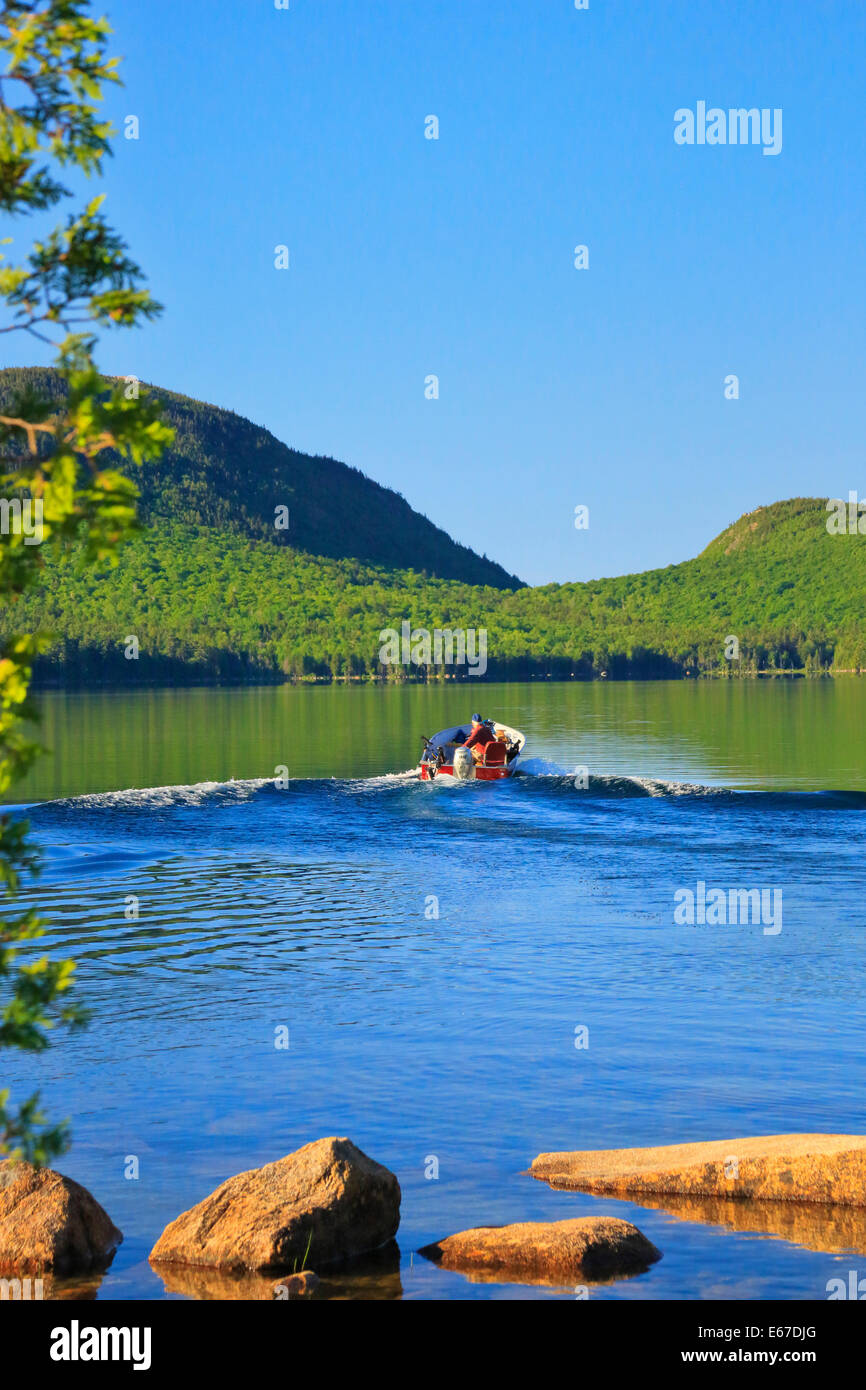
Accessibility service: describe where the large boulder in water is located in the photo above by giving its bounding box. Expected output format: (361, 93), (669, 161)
(0, 1161), (122, 1274)
(421, 1217), (661, 1284)
(530, 1134), (866, 1205)
(149, 1137), (400, 1272)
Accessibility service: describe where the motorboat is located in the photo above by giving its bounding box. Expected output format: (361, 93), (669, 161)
(418, 720), (525, 782)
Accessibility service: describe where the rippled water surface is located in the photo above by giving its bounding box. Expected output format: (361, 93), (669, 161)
(8, 681), (866, 1299)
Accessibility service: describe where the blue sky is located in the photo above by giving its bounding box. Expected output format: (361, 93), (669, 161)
(5, 0), (865, 585)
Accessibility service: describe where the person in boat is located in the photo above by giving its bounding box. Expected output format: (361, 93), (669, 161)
(464, 714), (496, 764)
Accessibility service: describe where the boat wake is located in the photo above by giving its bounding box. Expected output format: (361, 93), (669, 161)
(46, 776), (272, 811)
(15, 767), (866, 817)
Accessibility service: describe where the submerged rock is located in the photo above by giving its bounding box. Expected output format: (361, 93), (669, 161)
(274, 1270), (319, 1298)
(530, 1134), (866, 1206)
(149, 1137), (400, 1272)
(0, 1161), (121, 1275)
(420, 1217), (661, 1283)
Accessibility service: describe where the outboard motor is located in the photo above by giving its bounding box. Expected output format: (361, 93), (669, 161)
(452, 746), (476, 781)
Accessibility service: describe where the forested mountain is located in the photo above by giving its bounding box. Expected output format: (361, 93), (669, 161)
(2, 498), (863, 684)
(1, 371), (862, 683)
(0, 368), (522, 588)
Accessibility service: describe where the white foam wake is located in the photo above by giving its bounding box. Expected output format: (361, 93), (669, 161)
(515, 756), (571, 776)
(54, 777), (270, 809)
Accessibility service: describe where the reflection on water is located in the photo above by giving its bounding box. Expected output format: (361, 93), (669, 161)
(615, 1193), (866, 1258)
(3, 1271), (105, 1301)
(149, 1243), (403, 1301)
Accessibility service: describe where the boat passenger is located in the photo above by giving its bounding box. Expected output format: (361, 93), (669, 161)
(464, 714), (496, 763)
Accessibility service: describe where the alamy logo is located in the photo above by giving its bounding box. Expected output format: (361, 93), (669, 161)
(1, 1276), (43, 1299)
(674, 881), (782, 935)
(50, 1320), (152, 1371)
(674, 103), (782, 156)
(827, 1270), (866, 1300)
(0, 496), (43, 544)
(826, 492), (866, 534)
(379, 620), (487, 676)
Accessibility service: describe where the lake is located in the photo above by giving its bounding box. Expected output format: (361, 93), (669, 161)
(9, 679), (866, 1299)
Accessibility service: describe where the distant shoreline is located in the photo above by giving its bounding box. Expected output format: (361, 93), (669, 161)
(28, 668), (853, 694)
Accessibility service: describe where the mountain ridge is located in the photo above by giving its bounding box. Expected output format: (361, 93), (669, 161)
(0, 367), (523, 590)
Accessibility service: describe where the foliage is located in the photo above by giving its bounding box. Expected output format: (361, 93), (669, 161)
(0, 1), (172, 1164)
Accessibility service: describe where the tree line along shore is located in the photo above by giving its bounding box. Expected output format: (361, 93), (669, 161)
(9, 500), (866, 687)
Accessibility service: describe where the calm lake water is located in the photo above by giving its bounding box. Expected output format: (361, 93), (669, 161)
(8, 680), (866, 1300)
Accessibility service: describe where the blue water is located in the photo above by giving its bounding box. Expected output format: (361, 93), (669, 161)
(9, 762), (866, 1299)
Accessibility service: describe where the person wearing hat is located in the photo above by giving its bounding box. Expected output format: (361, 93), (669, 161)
(464, 713), (495, 764)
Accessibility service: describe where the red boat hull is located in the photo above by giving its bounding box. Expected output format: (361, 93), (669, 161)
(418, 763), (513, 782)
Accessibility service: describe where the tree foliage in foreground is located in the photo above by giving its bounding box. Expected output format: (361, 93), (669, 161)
(0, 0), (172, 1164)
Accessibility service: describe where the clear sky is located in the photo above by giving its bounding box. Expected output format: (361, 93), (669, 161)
(5, 0), (865, 585)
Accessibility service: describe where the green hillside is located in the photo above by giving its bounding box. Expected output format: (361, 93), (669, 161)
(1, 371), (863, 683)
(2, 497), (864, 684)
(0, 368), (522, 589)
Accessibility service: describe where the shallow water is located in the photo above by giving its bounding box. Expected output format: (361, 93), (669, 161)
(7, 680), (866, 1299)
